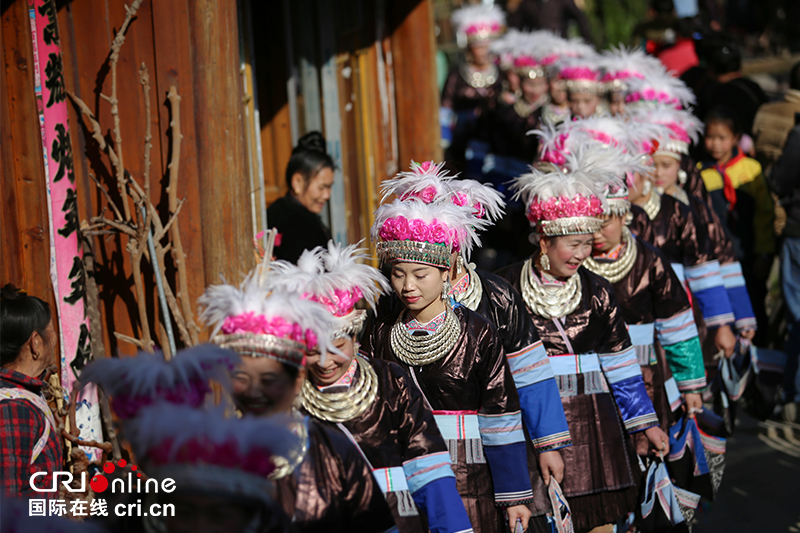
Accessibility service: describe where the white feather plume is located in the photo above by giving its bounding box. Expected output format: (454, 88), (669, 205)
(379, 161), (454, 203)
(599, 46), (667, 81)
(451, 3), (506, 35)
(79, 344), (240, 399)
(510, 156), (610, 210)
(627, 69), (696, 109)
(266, 241), (389, 313)
(630, 105), (703, 144)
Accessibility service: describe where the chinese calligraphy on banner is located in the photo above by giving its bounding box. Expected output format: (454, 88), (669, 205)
(29, 0), (102, 461)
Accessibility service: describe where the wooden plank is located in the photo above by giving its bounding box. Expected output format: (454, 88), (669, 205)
(1, 0), (52, 301)
(188, 0), (253, 283)
(390, 0), (441, 167)
(148, 0), (208, 336)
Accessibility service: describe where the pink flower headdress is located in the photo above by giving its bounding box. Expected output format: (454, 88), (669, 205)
(510, 151), (611, 236)
(625, 68), (695, 111)
(598, 46), (666, 94)
(199, 273), (342, 367)
(267, 241), (389, 338)
(127, 403), (299, 503)
(490, 28), (528, 70)
(563, 143), (637, 217)
(451, 4), (506, 46)
(380, 160), (505, 223)
(630, 105), (702, 159)
(79, 344), (240, 419)
(371, 198), (487, 268)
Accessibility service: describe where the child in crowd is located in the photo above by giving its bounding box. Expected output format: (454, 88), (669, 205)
(699, 106), (776, 340)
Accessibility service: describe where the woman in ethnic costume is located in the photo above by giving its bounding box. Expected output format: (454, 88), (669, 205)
(265, 241), (472, 533)
(80, 344), (294, 533)
(441, 4), (505, 171)
(635, 105), (757, 364)
(536, 113), (739, 362)
(364, 198), (538, 533)
(380, 162), (572, 526)
(573, 146), (707, 453)
(199, 281), (395, 533)
(495, 161), (669, 533)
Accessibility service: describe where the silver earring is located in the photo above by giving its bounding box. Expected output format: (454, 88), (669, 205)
(643, 180), (652, 195)
(678, 169), (688, 185)
(456, 255), (464, 275)
(441, 280), (452, 301)
(539, 253), (550, 271)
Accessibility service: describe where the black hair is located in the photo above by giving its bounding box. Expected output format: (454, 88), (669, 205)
(651, 0), (674, 15)
(281, 362), (300, 381)
(705, 105), (742, 138)
(708, 41), (741, 75)
(790, 61), (800, 92)
(1, 284), (52, 367)
(284, 131), (335, 192)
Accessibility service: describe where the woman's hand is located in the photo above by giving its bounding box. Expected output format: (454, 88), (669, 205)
(739, 328), (756, 341)
(644, 426), (670, 457)
(683, 392), (703, 413)
(538, 450), (564, 485)
(506, 504), (531, 532)
(714, 325), (737, 358)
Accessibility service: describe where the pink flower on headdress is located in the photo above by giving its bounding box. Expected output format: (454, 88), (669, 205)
(472, 202), (486, 218)
(429, 220), (448, 243)
(561, 67), (598, 81)
(514, 55), (538, 68)
(304, 330), (318, 351)
(381, 215), (410, 241)
(642, 88), (657, 101)
(419, 186), (438, 204)
(316, 287), (363, 317)
(409, 219), (430, 242)
(588, 196), (603, 215)
(418, 161), (433, 173)
(452, 191), (468, 207)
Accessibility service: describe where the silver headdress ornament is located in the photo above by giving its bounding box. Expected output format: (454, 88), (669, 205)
(266, 241), (389, 339)
(451, 3), (506, 46)
(371, 198), (488, 268)
(510, 155), (609, 236)
(126, 404), (299, 505)
(199, 273), (343, 367)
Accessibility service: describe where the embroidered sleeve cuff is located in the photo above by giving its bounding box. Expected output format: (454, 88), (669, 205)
(403, 451), (455, 494)
(478, 411), (526, 446)
(655, 308), (699, 346)
(517, 379), (572, 451)
(662, 337), (706, 391)
(483, 442), (534, 506)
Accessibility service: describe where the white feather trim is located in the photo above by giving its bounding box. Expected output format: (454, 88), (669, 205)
(79, 344), (240, 398)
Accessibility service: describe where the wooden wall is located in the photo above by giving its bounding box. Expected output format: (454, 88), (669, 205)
(1, 0), (58, 333)
(2, 0), (440, 357)
(2, 0), (254, 357)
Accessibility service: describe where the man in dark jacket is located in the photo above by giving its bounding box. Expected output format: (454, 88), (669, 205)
(770, 118), (800, 422)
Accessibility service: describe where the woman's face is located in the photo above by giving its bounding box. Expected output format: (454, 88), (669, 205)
(704, 121), (738, 163)
(390, 262), (447, 314)
(231, 356), (304, 416)
(592, 215), (624, 254)
(568, 92), (600, 119)
(627, 170), (650, 203)
(305, 336), (355, 387)
(550, 78), (567, 105)
(652, 154), (681, 192)
(292, 167), (334, 214)
(469, 43), (491, 67)
(28, 320), (57, 377)
(521, 76), (548, 103)
(541, 234), (593, 278)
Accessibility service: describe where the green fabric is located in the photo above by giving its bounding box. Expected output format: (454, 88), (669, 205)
(663, 337), (706, 391)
